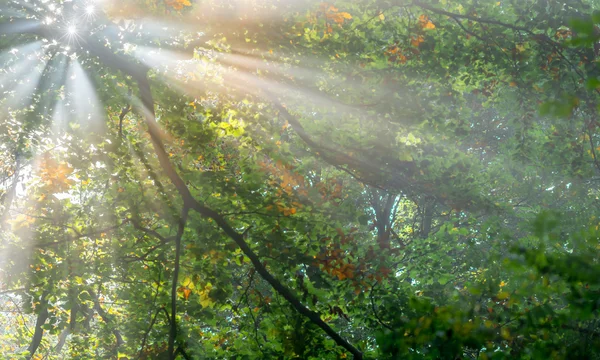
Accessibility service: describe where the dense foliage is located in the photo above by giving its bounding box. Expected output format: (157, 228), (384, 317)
(1, 0), (600, 359)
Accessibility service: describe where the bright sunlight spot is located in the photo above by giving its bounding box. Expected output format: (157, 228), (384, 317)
(67, 24), (77, 35)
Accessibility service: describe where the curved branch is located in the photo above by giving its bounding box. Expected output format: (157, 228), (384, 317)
(369, 283), (393, 331)
(174, 346), (193, 360)
(136, 56), (365, 360)
(413, 1), (535, 34)
(89, 288), (124, 347)
(26, 291), (49, 360)
(10, 20), (365, 359)
(272, 98), (415, 195)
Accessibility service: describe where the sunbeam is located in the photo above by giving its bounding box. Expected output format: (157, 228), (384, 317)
(0, 41), (46, 106)
(65, 59), (105, 132)
(4, 1), (597, 359)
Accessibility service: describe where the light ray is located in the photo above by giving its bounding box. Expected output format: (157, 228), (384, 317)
(0, 42), (46, 105)
(0, 19), (42, 35)
(132, 45), (193, 70)
(65, 59), (105, 133)
(132, 41), (397, 118)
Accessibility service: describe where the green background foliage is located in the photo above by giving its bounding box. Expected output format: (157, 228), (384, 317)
(0, 0), (599, 359)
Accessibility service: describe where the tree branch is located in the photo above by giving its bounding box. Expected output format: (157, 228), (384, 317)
(413, 1), (535, 34)
(137, 56), (364, 360)
(13, 21), (367, 359)
(168, 207), (189, 360)
(89, 288), (124, 347)
(26, 291), (49, 360)
(138, 307), (168, 360)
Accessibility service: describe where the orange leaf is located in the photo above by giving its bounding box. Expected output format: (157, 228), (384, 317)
(165, 0), (191, 10)
(424, 21), (436, 30)
(177, 286), (192, 300)
(419, 14), (436, 30)
(411, 35), (425, 47)
(183, 288), (191, 300)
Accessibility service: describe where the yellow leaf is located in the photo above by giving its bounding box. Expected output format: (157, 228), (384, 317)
(199, 283), (214, 307)
(9, 214), (35, 230)
(182, 277), (195, 289)
(379, 13), (385, 21)
(497, 291), (510, 300)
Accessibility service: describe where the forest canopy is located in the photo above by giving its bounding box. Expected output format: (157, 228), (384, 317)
(0, 0), (599, 359)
